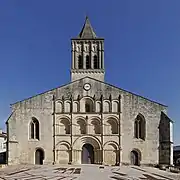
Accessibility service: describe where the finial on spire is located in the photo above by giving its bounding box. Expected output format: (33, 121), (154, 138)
(85, 12), (89, 19)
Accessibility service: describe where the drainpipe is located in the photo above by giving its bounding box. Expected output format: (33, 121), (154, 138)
(5, 121), (9, 165)
(118, 95), (121, 166)
(52, 95), (56, 164)
(70, 95), (73, 164)
(100, 95), (103, 164)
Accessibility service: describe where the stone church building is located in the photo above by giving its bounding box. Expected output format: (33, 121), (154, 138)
(6, 17), (173, 166)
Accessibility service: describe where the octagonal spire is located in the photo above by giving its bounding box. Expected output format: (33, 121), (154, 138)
(78, 16), (97, 39)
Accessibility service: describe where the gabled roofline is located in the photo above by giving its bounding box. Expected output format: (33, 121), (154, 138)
(10, 77), (86, 106)
(98, 77), (167, 107)
(161, 111), (173, 123)
(5, 112), (14, 124)
(10, 76), (167, 107)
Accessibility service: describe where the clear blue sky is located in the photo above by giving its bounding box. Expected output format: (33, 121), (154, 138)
(0, 1), (180, 145)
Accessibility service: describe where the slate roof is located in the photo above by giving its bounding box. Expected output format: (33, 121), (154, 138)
(78, 16), (97, 39)
(174, 145), (180, 151)
(0, 132), (6, 138)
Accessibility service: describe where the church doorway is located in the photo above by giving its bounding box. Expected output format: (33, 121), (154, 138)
(35, 148), (44, 165)
(131, 150), (140, 166)
(81, 143), (94, 164)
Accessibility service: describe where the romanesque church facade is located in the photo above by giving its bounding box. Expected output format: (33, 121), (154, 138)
(6, 17), (173, 166)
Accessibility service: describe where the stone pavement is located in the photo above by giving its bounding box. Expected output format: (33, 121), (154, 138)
(0, 164), (179, 180)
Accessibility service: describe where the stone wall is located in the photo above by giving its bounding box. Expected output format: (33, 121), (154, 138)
(159, 112), (173, 165)
(7, 77), (169, 166)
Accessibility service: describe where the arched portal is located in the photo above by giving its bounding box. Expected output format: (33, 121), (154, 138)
(103, 141), (119, 165)
(73, 135), (102, 164)
(35, 148), (44, 165)
(131, 150), (141, 166)
(81, 143), (94, 164)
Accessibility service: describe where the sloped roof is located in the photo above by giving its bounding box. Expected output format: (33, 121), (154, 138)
(78, 16), (97, 39)
(0, 131), (6, 138)
(161, 111), (173, 123)
(10, 76), (167, 107)
(174, 146), (180, 151)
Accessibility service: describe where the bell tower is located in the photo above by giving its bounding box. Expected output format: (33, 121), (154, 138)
(71, 17), (105, 82)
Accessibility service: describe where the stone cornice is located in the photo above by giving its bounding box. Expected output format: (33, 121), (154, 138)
(71, 69), (105, 73)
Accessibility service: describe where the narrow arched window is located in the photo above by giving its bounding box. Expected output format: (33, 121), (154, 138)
(134, 114), (146, 140)
(91, 119), (101, 134)
(56, 101), (62, 113)
(104, 101), (110, 112)
(86, 55), (91, 69)
(73, 102), (78, 112)
(85, 99), (93, 112)
(112, 101), (119, 112)
(35, 120), (39, 140)
(139, 117), (145, 140)
(77, 119), (86, 134)
(134, 120), (138, 138)
(96, 102), (101, 112)
(30, 117), (40, 140)
(78, 55), (83, 69)
(30, 122), (34, 139)
(94, 55), (99, 69)
(107, 118), (118, 134)
(64, 101), (71, 112)
(85, 103), (90, 112)
(60, 118), (70, 134)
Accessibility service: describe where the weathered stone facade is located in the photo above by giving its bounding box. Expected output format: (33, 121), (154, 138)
(6, 17), (173, 166)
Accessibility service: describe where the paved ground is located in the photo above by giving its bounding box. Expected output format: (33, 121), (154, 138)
(0, 164), (179, 180)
